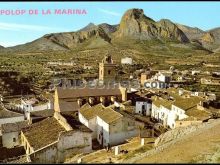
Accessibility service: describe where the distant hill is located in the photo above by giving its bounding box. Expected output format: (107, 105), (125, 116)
(176, 24), (205, 40)
(200, 28), (220, 52)
(177, 24), (220, 52)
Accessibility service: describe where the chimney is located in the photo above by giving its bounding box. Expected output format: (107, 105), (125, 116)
(111, 96), (116, 103)
(89, 97), (95, 105)
(77, 98), (83, 107)
(100, 96), (106, 105)
(25, 110), (31, 124)
(119, 86), (127, 102)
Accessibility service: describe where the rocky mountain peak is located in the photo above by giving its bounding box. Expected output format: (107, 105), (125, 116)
(78, 22), (97, 32)
(124, 8), (144, 19)
(115, 8), (189, 42)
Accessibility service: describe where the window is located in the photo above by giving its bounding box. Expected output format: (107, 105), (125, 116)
(108, 70), (111, 75)
(13, 138), (16, 142)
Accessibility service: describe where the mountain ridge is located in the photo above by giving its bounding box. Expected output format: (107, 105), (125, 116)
(1, 8), (220, 52)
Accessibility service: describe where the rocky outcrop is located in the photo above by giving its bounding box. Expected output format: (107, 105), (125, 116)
(201, 32), (215, 43)
(115, 8), (189, 42)
(154, 125), (200, 147)
(78, 23), (118, 34)
(176, 24), (205, 40)
(154, 119), (218, 147)
(98, 23), (118, 34)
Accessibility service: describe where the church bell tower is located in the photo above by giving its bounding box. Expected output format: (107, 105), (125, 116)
(99, 54), (116, 83)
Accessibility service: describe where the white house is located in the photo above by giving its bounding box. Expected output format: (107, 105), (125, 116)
(151, 95), (210, 129)
(121, 57), (133, 65)
(1, 120), (29, 148)
(0, 105), (25, 126)
(191, 91), (206, 97)
(151, 97), (175, 128)
(19, 98), (52, 112)
(192, 70), (201, 75)
(157, 72), (172, 83)
(21, 113), (92, 163)
(79, 103), (141, 147)
(135, 97), (152, 116)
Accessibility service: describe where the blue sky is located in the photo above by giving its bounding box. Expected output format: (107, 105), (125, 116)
(0, 2), (220, 47)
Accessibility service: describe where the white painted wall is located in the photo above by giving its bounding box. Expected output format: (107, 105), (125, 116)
(109, 129), (138, 146)
(121, 57), (132, 65)
(171, 105), (188, 120)
(20, 102), (51, 112)
(2, 131), (20, 148)
(96, 116), (109, 147)
(57, 130), (92, 161)
(28, 130), (92, 163)
(79, 112), (97, 139)
(78, 112), (89, 127)
(151, 103), (188, 129)
(109, 117), (139, 146)
(0, 116), (25, 126)
(151, 104), (160, 120)
(30, 143), (58, 163)
(135, 101), (152, 116)
(79, 111), (140, 147)
(158, 74), (171, 83)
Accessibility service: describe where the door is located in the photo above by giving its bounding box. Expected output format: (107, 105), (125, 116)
(142, 104), (146, 116)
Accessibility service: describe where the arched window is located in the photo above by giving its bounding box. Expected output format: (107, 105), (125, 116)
(108, 70), (111, 75)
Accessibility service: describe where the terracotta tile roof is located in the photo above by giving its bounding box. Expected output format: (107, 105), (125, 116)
(1, 121), (29, 133)
(7, 156), (28, 163)
(0, 106), (23, 119)
(184, 107), (211, 121)
(56, 87), (122, 99)
(79, 103), (122, 124)
(60, 111), (92, 133)
(30, 109), (54, 118)
(80, 103), (91, 111)
(22, 117), (65, 151)
(152, 98), (173, 110)
(59, 100), (80, 112)
(173, 96), (204, 111)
